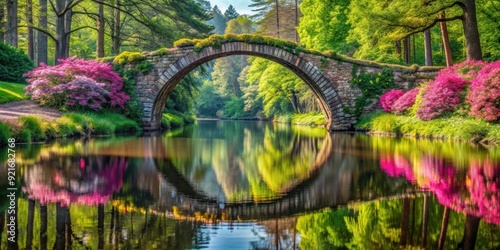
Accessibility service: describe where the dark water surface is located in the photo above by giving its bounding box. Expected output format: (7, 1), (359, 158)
(1, 120), (499, 249)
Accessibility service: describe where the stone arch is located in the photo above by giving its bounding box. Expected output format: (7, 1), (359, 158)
(142, 42), (351, 130)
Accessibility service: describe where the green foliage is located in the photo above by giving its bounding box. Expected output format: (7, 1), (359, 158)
(0, 121), (11, 145)
(297, 208), (353, 249)
(162, 111), (195, 128)
(195, 82), (227, 117)
(173, 34), (301, 54)
(18, 116), (47, 141)
(0, 42), (34, 83)
(297, 0), (353, 54)
(0, 81), (28, 104)
(223, 97), (245, 119)
(351, 67), (396, 118)
(275, 112), (326, 127)
(0, 112), (140, 145)
(113, 65), (142, 122)
(358, 112), (499, 144)
(136, 60), (155, 74)
(113, 52), (145, 65)
(154, 48), (170, 56)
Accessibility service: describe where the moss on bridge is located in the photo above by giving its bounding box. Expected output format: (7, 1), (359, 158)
(173, 34), (442, 73)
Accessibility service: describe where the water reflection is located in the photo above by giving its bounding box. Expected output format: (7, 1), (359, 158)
(0, 121), (499, 249)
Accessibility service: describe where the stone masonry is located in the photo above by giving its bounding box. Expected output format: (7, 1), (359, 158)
(133, 41), (439, 131)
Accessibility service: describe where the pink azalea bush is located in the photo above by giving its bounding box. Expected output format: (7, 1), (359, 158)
(391, 88), (419, 115)
(416, 73), (468, 120)
(379, 89), (404, 112)
(439, 60), (487, 81)
(466, 61), (500, 121)
(24, 57), (129, 110)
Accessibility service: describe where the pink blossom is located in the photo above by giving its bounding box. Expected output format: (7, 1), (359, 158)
(466, 61), (500, 121)
(380, 89), (404, 112)
(391, 88), (419, 115)
(417, 74), (468, 120)
(24, 57), (129, 111)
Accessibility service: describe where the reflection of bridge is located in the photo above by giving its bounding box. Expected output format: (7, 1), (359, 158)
(132, 35), (438, 131)
(95, 134), (415, 221)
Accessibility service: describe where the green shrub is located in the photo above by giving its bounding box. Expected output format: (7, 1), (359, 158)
(161, 116), (171, 128)
(163, 112), (185, 128)
(0, 42), (33, 83)
(18, 116), (46, 141)
(0, 121), (11, 145)
(370, 113), (400, 133)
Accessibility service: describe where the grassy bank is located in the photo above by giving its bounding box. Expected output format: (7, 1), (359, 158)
(0, 112), (140, 145)
(274, 112), (326, 127)
(161, 111), (196, 129)
(0, 81), (28, 104)
(357, 111), (500, 145)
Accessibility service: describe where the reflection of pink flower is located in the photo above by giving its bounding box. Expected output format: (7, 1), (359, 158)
(380, 154), (415, 182)
(469, 160), (500, 225)
(23, 157), (128, 206)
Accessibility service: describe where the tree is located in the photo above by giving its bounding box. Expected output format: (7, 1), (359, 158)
(211, 16), (255, 97)
(37, 0), (48, 64)
(348, 0), (483, 61)
(96, 1), (104, 57)
(207, 5), (226, 34)
(26, 0), (34, 60)
(6, 0), (18, 47)
(0, 1), (5, 41)
(297, 0), (352, 53)
(223, 4), (239, 20)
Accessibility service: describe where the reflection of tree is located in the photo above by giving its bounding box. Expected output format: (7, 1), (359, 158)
(375, 136), (500, 248)
(297, 208), (352, 249)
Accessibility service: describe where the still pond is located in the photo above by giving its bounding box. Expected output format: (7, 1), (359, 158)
(1, 120), (499, 249)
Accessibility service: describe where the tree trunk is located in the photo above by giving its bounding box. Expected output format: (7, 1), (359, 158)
(423, 29), (432, 66)
(290, 89), (300, 114)
(420, 196), (430, 248)
(55, 0), (66, 62)
(399, 198), (410, 246)
(26, 199), (35, 250)
(0, 1), (5, 42)
(295, 0), (298, 43)
(37, 0), (48, 65)
(461, 0), (482, 60)
(112, 0), (121, 55)
(26, 0), (34, 60)
(438, 207), (450, 250)
(54, 203), (66, 249)
(458, 215), (480, 250)
(98, 205), (104, 249)
(96, 1), (105, 57)
(275, 0), (279, 38)
(6, 0), (18, 47)
(395, 41), (401, 55)
(40, 205), (47, 250)
(439, 12), (453, 67)
(403, 36), (411, 64)
(64, 0), (72, 57)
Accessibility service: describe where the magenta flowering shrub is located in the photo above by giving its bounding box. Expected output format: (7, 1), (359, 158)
(24, 57), (129, 110)
(466, 61), (500, 121)
(416, 74), (468, 120)
(438, 60), (487, 81)
(391, 88), (419, 115)
(379, 89), (404, 112)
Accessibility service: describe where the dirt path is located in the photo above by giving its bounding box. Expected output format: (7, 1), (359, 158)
(0, 100), (63, 121)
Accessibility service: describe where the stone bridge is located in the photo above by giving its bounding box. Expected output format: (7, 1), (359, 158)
(133, 35), (439, 131)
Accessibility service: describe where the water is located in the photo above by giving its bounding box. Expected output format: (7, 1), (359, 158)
(1, 120), (499, 249)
